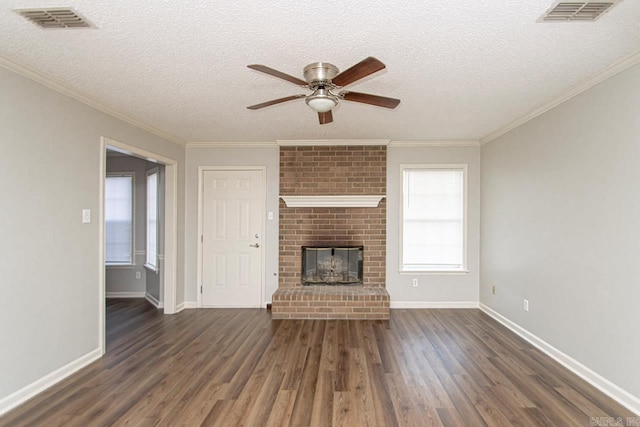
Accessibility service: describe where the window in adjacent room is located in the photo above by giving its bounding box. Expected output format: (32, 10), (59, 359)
(145, 168), (158, 271)
(401, 165), (467, 272)
(105, 173), (133, 265)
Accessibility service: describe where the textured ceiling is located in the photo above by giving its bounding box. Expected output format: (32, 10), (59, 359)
(1, 0), (639, 143)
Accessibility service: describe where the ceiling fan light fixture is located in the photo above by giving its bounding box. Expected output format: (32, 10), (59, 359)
(305, 88), (338, 113)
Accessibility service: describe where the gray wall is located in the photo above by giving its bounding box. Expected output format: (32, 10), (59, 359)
(105, 154), (148, 294)
(185, 145), (480, 306)
(386, 145), (481, 304)
(481, 63), (640, 398)
(0, 65), (185, 402)
(184, 146), (280, 305)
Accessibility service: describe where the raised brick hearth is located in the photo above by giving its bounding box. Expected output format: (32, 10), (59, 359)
(273, 145), (390, 319)
(271, 286), (390, 319)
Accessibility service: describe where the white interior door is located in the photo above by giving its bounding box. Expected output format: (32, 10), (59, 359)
(201, 169), (264, 307)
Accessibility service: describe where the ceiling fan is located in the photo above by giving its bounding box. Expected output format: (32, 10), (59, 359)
(246, 57), (400, 125)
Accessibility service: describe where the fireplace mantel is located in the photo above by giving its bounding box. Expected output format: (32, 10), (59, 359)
(280, 195), (384, 208)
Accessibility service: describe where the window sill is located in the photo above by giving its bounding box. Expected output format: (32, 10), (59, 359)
(106, 263), (135, 269)
(400, 270), (469, 275)
(144, 263), (158, 273)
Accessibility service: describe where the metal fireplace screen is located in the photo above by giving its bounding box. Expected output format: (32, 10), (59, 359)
(302, 246), (363, 285)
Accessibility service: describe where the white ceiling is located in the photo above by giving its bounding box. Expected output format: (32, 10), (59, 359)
(1, 0), (639, 143)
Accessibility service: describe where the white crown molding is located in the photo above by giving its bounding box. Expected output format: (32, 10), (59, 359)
(389, 140), (480, 147)
(276, 139), (390, 146)
(280, 195), (384, 208)
(481, 48), (640, 145)
(480, 303), (640, 415)
(0, 348), (102, 417)
(390, 301), (479, 309)
(0, 54), (185, 146)
(187, 141), (278, 148)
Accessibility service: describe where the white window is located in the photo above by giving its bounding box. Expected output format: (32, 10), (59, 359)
(105, 174), (133, 265)
(146, 169), (158, 270)
(401, 165), (467, 272)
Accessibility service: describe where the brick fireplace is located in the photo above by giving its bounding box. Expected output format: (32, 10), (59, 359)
(271, 145), (390, 319)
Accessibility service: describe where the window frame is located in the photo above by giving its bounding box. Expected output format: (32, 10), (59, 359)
(105, 172), (135, 267)
(399, 164), (468, 274)
(145, 167), (159, 272)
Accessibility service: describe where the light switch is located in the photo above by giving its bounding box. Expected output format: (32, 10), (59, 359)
(82, 209), (91, 224)
(268, 211), (274, 220)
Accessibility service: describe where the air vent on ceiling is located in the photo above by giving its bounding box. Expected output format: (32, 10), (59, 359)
(14, 7), (94, 29)
(539, 1), (622, 22)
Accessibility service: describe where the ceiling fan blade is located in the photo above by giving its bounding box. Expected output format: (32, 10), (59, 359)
(318, 110), (333, 125)
(247, 94), (306, 110)
(247, 64), (308, 86)
(341, 91), (400, 109)
(332, 57), (386, 87)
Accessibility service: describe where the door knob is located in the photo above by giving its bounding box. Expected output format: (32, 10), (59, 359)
(250, 243), (260, 248)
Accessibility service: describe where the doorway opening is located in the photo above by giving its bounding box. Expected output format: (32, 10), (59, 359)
(99, 137), (178, 353)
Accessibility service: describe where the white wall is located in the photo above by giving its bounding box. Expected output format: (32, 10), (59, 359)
(386, 145), (481, 305)
(0, 65), (185, 407)
(481, 63), (640, 400)
(184, 146), (280, 305)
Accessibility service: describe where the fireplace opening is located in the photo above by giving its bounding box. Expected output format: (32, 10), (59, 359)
(302, 246), (363, 286)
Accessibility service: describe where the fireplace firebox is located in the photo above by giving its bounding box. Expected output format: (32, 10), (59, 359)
(302, 246), (363, 286)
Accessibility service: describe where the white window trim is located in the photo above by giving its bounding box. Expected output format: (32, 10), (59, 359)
(145, 167), (159, 272)
(105, 172), (135, 267)
(399, 164), (468, 274)
(144, 263), (158, 273)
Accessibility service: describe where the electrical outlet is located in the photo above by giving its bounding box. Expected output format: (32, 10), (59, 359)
(412, 278), (418, 287)
(136, 271), (141, 279)
(523, 299), (529, 312)
(492, 285), (496, 295)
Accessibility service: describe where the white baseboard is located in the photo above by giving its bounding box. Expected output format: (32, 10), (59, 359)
(182, 301), (197, 309)
(176, 301), (197, 312)
(106, 291), (145, 298)
(144, 292), (164, 309)
(391, 301), (479, 309)
(0, 348), (102, 417)
(479, 303), (640, 415)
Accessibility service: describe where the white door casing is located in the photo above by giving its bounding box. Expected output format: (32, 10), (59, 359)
(200, 169), (264, 307)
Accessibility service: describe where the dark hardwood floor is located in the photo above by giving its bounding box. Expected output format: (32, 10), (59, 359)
(0, 299), (634, 426)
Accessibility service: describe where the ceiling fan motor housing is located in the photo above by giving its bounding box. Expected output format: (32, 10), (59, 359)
(303, 62), (339, 87)
(303, 62), (340, 113)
